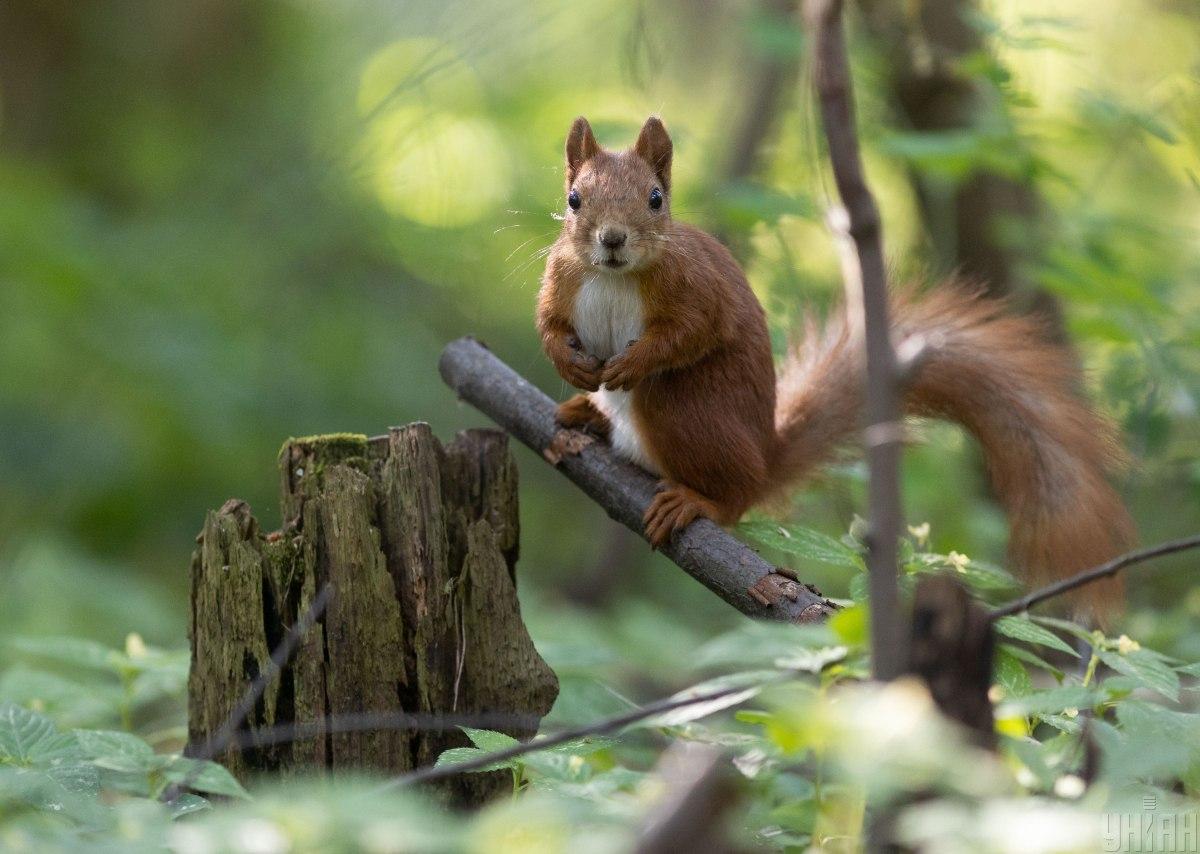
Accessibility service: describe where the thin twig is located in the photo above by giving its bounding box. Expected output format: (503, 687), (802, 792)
(806, 0), (906, 679)
(989, 534), (1200, 620)
(438, 338), (835, 623)
(221, 710), (548, 752)
(164, 584), (333, 802)
(379, 678), (778, 790)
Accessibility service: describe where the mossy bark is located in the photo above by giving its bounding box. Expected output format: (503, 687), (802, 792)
(187, 425), (558, 805)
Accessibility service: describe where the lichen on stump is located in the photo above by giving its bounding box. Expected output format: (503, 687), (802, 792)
(187, 425), (558, 805)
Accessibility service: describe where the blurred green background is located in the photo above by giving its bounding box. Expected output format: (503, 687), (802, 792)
(1, 0), (1199, 676)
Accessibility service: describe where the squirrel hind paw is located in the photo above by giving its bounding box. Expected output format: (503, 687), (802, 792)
(642, 483), (715, 548)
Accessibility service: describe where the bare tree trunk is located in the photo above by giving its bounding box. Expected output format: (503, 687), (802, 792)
(187, 426), (559, 806)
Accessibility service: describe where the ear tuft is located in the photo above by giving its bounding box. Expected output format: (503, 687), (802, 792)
(566, 117), (601, 183)
(634, 116), (673, 192)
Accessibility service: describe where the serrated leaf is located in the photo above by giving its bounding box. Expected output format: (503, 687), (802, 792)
(994, 617), (1079, 657)
(433, 746), (511, 772)
(737, 521), (862, 568)
(460, 727), (519, 752)
(0, 703), (82, 765)
(1097, 649), (1180, 702)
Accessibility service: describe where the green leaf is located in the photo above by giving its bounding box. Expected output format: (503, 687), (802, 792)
(0, 666), (123, 728)
(997, 686), (1098, 718)
(641, 671), (775, 728)
(0, 703), (82, 765)
(994, 616), (1079, 657)
(776, 646), (848, 674)
(999, 643), (1065, 679)
(433, 746), (511, 772)
(73, 729), (156, 778)
(737, 521), (863, 569)
(1097, 649), (1180, 702)
(162, 756), (250, 799)
(1028, 615), (1095, 642)
(829, 605), (868, 647)
(9, 637), (126, 673)
(460, 727), (520, 752)
(168, 792), (212, 819)
(993, 647), (1032, 698)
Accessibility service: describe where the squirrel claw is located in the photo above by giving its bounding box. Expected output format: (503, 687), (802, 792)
(642, 482), (713, 547)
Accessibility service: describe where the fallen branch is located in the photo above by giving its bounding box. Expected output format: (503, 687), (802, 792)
(438, 337), (835, 623)
(989, 533), (1200, 620)
(806, 0), (906, 679)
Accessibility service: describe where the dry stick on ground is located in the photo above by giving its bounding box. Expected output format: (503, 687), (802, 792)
(163, 583), (332, 803)
(806, 0), (906, 679)
(439, 337), (836, 623)
(990, 533), (1200, 620)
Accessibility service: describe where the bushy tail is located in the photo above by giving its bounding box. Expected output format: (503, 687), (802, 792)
(770, 286), (1134, 617)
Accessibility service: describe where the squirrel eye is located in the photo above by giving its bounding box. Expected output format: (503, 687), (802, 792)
(648, 187), (663, 210)
(568, 189), (581, 211)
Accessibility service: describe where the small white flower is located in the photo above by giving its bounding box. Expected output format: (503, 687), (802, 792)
(946, 551), (971, 572)
(1063, 707), (1079, 719)
(125, 633), (147, 659)
(1117, 634), (1141, 654)
(908, 523), (930, 546)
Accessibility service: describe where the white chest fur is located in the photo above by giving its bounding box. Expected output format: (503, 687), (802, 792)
(571, 273), (657, 473)
(572, 273), (645, 361)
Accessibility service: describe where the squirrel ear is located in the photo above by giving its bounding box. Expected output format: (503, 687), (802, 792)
(634, 116), (672, 192)
(566, 117), (600, 183)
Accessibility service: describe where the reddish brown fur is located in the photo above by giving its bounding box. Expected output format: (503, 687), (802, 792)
(537, 116), (1135, 617)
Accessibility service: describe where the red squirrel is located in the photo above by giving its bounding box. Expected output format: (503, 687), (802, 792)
(537, 115), (1134, 615)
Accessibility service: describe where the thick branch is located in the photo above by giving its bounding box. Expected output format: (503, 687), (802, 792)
(438, 337), (834, 623)
(806, 0), (906, 678)
(989, 533), (1200, 620)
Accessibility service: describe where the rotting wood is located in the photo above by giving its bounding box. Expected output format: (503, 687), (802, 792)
(187, 426), (558, 806)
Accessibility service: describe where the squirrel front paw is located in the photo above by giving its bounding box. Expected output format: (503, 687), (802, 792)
(600, 351), (646, 391)
(563, 350), (604, 391)
(551, 334), (604, 391)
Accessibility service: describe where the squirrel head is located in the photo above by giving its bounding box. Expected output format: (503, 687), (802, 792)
(560, 116), (673, 274)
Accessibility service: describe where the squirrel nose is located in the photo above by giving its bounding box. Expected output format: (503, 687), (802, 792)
(599, 228), (627, 250)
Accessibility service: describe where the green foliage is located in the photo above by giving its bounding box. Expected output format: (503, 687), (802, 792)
(3, 0), (1200, 849)
(1, 521), (1198, 852)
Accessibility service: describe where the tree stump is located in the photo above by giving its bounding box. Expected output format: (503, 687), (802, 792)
(187, 424), (559, 805)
